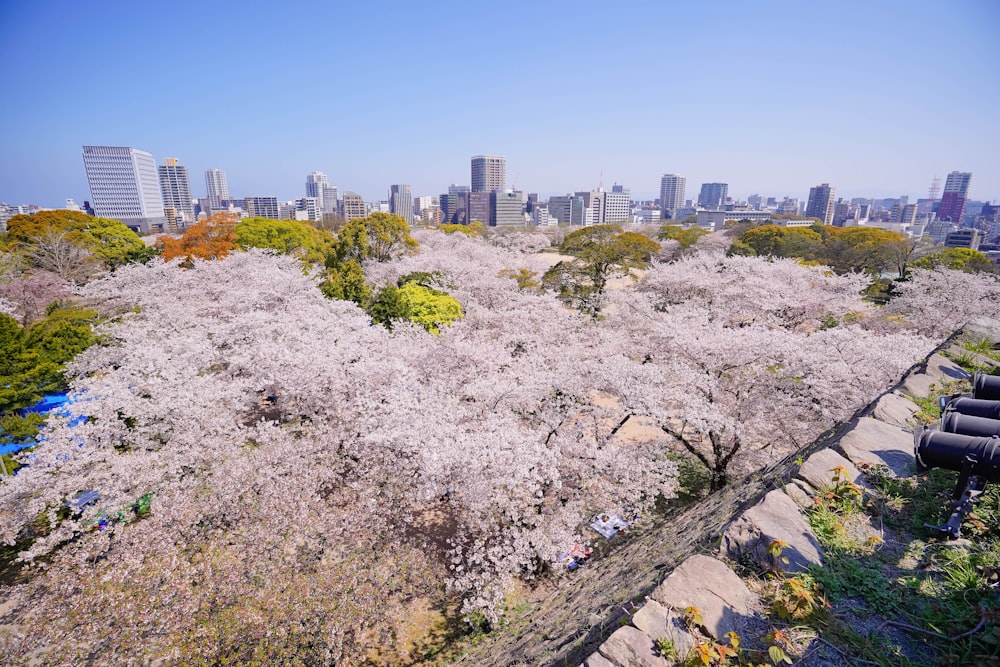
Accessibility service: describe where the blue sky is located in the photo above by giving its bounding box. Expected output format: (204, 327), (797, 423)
(1, 0), (998, 207)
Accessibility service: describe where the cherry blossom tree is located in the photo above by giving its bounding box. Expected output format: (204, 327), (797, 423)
(0, 229), (950, 663)
(887, 267), (1000, 337)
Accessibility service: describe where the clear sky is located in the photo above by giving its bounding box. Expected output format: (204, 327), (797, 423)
(1, 0), (998, 207)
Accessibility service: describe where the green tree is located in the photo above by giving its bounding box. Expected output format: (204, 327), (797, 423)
(912, 247), (996, 273)
(367, 277), (463, 334)
(731, 224), (787, 257)
(235, 217), (336, 264)
(0, 307), (97, 413)
(319, 259), (372, 306)
(543, 225), (660, 316)
(7, 210), (154, 269)
(335, 213), (419, 263)
(439, 222), (484, 237)
(658, 225), (708, 250)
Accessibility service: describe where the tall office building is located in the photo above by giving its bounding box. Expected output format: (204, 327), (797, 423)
(492, 190), (526, 226)
(82, 145), (165, 232)
(659, 174), (686, 217)
(158, 158), (194, 224)
(448, 184), (470, 195)
(306, 172), (329, 210)
(389, 184), (414, 224)
(342, 192), (366, 221)
(604, 189), (631, 223)
(322, 185), (339, 214)
(205, 169), (230, 210)
(471, 155), (505, 192)
(937, 171), (972, 223)
(697, 182), (729, 209)
(805, 183), (836, 225)
(468, 191), (491, 224)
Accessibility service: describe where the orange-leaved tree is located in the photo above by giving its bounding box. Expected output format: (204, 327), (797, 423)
(157, 212), (239, 262)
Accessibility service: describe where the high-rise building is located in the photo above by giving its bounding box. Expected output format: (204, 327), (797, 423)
(604, 189), (631, 223)
(82, 145), (165, 232)
(471, 155), (505, 193)
(938, 171), (972, 223)
(204, 169), (230, 211)
(306, 172), (328, 211)
(575, 191), (606, 226)
(342, 192), (366, 221)
(389, 184), (414, 224)
(492, 191), (525, 226)
(413, 195), (434, 219)
(295, 197), (322, 222)
(158, 158), (194, 226)
(659, 174), (686, 217)
(322, 185), (339, 214)
(448, 184), (471, 195)
(805, 183), (836, 225)
(468, 191), (491, 224)
(245, 196), (279, 219)
(697, 183), (729, 209)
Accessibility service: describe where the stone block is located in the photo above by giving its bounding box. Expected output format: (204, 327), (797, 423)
(783, 480), (814, 509)
(839, 417), (915, 478)
(652, 554), (758, 641)
(720, 490), (823, 573)
(797, 448), (862, 491)
(631, 599), (697, 658)
(873, 392), (921, 428)
(598, 626), (670, 667)
(582, 650), (619, 667)
(902, 353), (969, 398)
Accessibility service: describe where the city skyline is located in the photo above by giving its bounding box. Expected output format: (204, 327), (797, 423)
(1, 1), (998, 207)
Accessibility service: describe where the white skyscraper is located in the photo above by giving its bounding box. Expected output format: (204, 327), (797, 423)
(659, 174), (686, 217)
(306, 172), (329, 210)
(205, 169), (230, 210)
(82, 145), (165, 232)
(389, 184), (413, 224)
(158, 158), (194, 224)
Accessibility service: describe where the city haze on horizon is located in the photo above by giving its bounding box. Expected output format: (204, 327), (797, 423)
(1, 0), (998, 207)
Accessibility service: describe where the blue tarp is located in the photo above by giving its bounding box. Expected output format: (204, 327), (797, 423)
(1, 393), (86, 456)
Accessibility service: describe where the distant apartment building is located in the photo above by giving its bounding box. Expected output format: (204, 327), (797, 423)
(305, 172), (329, 211)
(157, 158), (194, 227)
(805, 183), (836, 225)
(697, 182), (728, 209)
(82, 145), (165, 232)
(389, 184), (413, 224)
(205, 169), (230, 211)
(448, 184), (471, 195)
(245, 196), (279, 219)
(471, 155), (505, 193)
(342, 192), (366, 221)
(659, 174), (686, 217)
(937, 171), (972, 223)
(832, 199), (851, 226)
